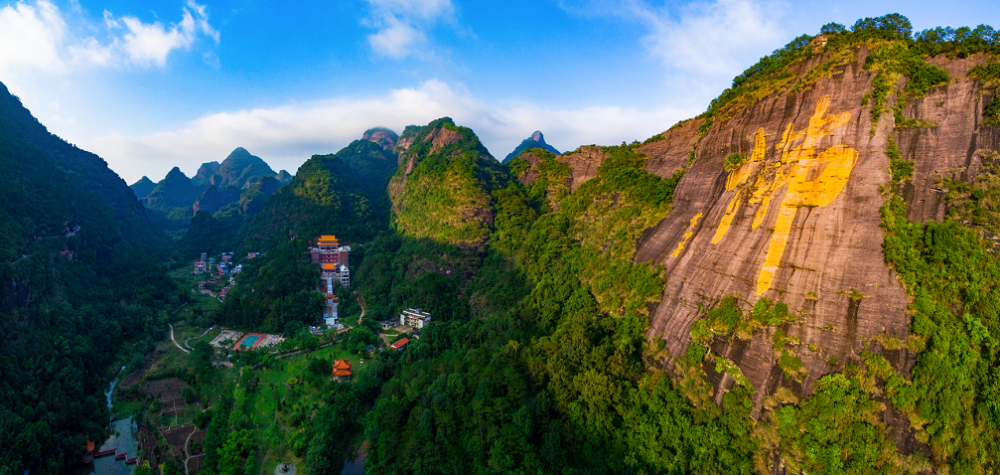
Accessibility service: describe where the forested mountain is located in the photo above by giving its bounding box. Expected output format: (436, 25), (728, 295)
(350, 16), (1000, 474)
(502, 130), (560, 162)
(130, 175), (157, 200)
(213, 130), (400, 332)
(389, 118), (508, 250)
(145, 167), (205, 219)
(0, 81), (178, 474)
(142, 148), (290, 238)
(192, 160), (220, 186)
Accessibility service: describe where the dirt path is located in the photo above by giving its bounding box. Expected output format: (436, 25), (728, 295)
(183, 425), (205, 475)
(185, 327), (214, 350)
(169, 323), (191, 354)
(358, 295), (366, 322)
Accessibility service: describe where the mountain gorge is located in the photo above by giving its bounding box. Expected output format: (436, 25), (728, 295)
(4, 12), (1000, 475)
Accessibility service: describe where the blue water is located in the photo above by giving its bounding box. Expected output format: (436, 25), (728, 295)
(92, 377), (136, 475)
(341, 452), (366, 475)
(241, 335), (260, 347)
(92, 417), (137, 475)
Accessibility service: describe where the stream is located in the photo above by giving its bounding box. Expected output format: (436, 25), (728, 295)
(91, 375), (138, 475)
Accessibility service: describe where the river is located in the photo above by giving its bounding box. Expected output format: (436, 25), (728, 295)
(91, 376), (138, 475)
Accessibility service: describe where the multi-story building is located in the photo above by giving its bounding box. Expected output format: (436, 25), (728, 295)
(399, 308), (432, 329)
(312, 235), (351, 288)
(193, 252), (208, 274)
(310, 235), (350, 267)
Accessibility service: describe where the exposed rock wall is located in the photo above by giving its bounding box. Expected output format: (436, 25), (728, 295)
(630, 50), (1000, 410)
(896, 55), (1000, 222)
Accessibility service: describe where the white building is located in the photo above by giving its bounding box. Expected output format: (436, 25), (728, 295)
(400, 308), (432, 329)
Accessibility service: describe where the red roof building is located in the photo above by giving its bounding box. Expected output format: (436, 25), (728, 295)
(389, 338), (410, 351)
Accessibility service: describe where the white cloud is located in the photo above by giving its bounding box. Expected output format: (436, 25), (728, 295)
(0, 0), (219, 75)
(560, 0), (787, 76)
(83, 79), (697, 183)
(362, 0), (455, 59)
(115, 0), (220, 66)
(0, 1), (68, 74)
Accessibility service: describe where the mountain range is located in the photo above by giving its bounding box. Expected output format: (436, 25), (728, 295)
(3, 14), (1000, 475)
(132, 147), (292, 239)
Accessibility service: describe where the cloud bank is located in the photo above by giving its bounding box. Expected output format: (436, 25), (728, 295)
(0, 0), (219, 76)
(559, 0), (787, 76)
(83, 80), (697, 183)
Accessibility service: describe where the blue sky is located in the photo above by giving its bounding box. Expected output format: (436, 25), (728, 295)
(1, 0), (997, 183)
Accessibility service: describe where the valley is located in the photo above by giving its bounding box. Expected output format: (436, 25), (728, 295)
(2, 12), (1000, 475)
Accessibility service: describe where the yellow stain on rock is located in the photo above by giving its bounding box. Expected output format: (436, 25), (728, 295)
(711, 96), (857, 295)
(670, 212), (704, 258)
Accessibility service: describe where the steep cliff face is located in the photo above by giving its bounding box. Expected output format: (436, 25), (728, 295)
(517, 39), (1000, 415)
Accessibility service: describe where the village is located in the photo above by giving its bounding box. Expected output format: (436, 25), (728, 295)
(93, 233), (433, 475)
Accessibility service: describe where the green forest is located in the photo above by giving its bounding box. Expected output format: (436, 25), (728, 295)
(3, 12), (1000, 475)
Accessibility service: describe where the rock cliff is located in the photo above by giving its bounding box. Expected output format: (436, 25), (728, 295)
(518, 38), (1000, 416)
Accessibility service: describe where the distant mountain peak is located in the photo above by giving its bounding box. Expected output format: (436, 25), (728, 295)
(165, 166), (189, 179)
(130, 176), (157, 200)
(363, 127), (399, 150)
(503, 131), (560, 162)
(192, 161), (221, 186)
(227, 146), (253, 159)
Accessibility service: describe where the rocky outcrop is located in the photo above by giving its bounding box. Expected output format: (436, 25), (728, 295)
(558, 146), (607, 191)
(363, 127), (399, 150)
(637, 118), (704, 178)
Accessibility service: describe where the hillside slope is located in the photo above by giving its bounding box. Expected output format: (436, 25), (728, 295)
(0, 81), (175, 474)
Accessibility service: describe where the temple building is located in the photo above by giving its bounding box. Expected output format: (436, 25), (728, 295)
(332, 359), (352, 381)
(311, 235), (351, 288)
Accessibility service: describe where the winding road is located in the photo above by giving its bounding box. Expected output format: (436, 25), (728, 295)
(168, 324), (190, 354)
(184, 326), (214, 350)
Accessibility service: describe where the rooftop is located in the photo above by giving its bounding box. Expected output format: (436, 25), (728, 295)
(389, 338), (410, 350)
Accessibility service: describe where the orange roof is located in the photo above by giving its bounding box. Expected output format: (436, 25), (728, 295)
(317, 235), (339, 245)
(332, 359), (352, 376)
(325, 293), (338, 299)
(321, 263), (338, 270)
(389, 338), (410, 350)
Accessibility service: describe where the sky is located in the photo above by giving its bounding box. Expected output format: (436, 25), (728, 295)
(0, 0), (997, 183)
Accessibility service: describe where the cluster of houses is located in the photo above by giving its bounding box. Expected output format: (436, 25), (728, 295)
(309, 235), (351, 328)
(194, 252), (249, 277)
(194, 252), (246, 301)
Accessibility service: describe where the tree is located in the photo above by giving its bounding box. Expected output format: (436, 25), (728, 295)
(821, 22), (846, 34)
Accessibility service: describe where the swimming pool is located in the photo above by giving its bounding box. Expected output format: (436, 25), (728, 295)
(240, 335), (259, 347)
